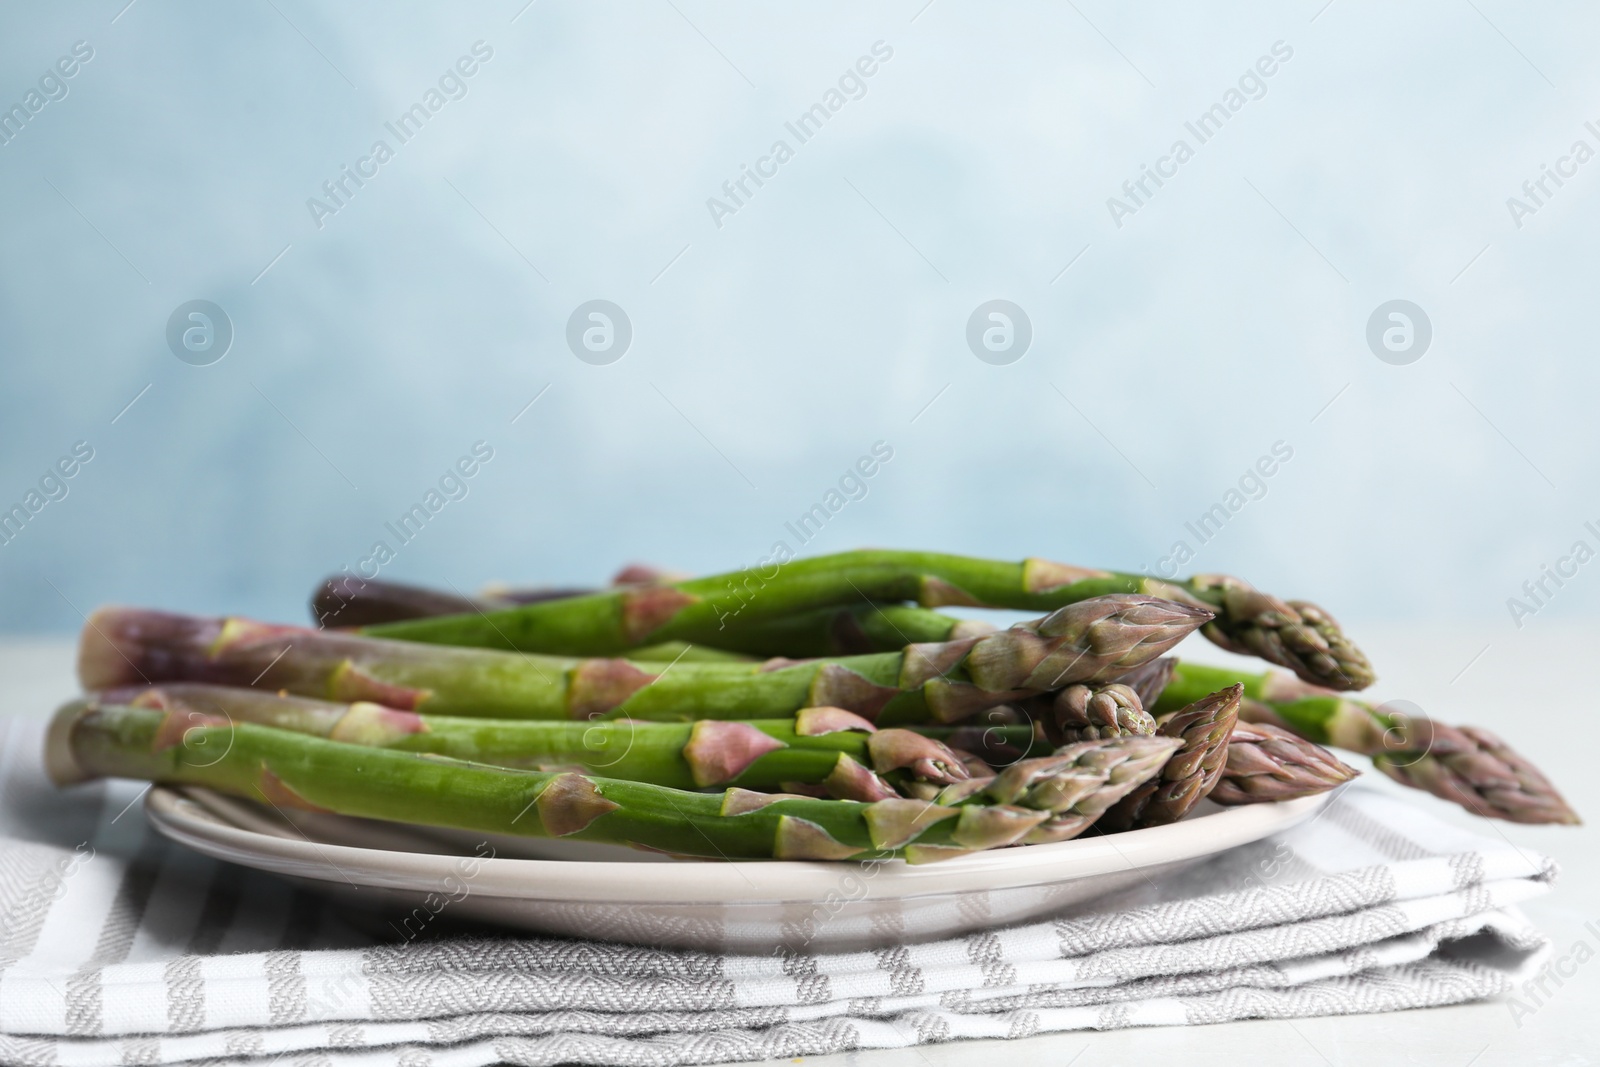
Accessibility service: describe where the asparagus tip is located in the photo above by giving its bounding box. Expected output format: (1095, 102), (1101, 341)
(1043, 682), (1155, 744)
(1101, 684), (1242, 831)
(1375, 725), (1582, 826)
(1192, 576), (1375, 691)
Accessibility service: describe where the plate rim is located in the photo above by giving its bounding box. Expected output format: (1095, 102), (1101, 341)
(145, 785), (1335, 906)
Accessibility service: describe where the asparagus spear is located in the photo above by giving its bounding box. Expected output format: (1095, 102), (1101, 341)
(314, 574), (977, 657)
(1372, 725), (1576, 827)
(1098, 685), (1242, 831)
(79, 596), (1207, 726)
(47, 703), (1036, 862)
(84, 684), (978, 801)
(1157, 662), (1579, 825)
(359, 550), (1372, 690)
(313, 574), (464, 627)
(750, 599), (1370, 692)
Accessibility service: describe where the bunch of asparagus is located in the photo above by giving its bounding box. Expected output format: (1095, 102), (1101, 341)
(49, 550), (1575, 866)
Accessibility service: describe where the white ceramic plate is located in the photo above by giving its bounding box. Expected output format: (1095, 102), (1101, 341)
(145, 785), (1332, 952)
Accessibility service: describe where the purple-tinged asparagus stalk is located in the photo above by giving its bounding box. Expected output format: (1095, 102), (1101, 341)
(310, 575), (587, 629)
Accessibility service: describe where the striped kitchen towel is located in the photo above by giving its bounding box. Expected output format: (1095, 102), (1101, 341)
(0, 714), (1557, 1067)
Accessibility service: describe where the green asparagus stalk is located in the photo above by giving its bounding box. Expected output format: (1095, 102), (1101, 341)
(1157, 662), (1579, 825)
(359, 550), (1373, 690)
(45, 703), (1051, 862)
(79, 596), (1207, 726)
(1097, 684), (1242, 831)
(86, 685), (980, 801)
(314, 575), (968, 657)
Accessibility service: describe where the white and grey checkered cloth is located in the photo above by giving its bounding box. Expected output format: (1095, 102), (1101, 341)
(0, 714), (1557, 1067)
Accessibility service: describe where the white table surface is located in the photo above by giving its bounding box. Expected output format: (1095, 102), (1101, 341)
(2, 625), (1594, 1067)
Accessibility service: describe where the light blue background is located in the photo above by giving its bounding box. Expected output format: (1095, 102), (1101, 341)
(2, 1), (1596, 644)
